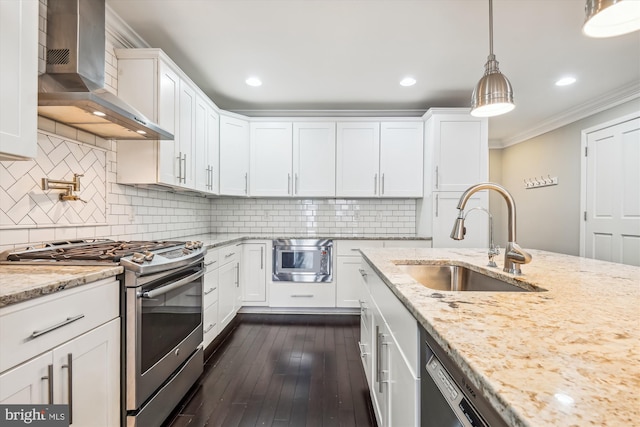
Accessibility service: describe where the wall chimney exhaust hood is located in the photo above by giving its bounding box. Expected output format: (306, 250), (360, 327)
(38, 0), (173, 141)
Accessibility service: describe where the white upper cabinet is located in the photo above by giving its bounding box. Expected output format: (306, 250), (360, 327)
(0, 0), (38, 161)
(336, 122), (381, 197)
(336, 121), (423, 197)
(250, 121), (336, 197)
(220, 114), (250, 196)
(379, 122), (424, 197)
(177, 80), (196, 188)
(116, 48), (219, 193)
(293, 122), (336, 197)
(194, 95), (219, 194)
(425, 109), (488, 192)
(250, 122), (293, 196)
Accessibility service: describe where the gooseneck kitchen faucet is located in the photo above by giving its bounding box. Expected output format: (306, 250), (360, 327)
(450, 182), (532, 275)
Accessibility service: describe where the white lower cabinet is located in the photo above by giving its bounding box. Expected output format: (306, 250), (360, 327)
(0, 279), (120, 426)
(218, 244), (242, 332)
(241, 241), (268, 305)
(269, 283), (335, 308)
(360, 260), (419, 427)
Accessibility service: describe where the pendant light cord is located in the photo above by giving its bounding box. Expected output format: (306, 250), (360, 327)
(488, 0), (494, 56)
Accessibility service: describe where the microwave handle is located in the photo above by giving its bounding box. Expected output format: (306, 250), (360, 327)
(139, 269), (205, 299)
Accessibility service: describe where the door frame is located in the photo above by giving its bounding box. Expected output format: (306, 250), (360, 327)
(579, 111), (640, 257)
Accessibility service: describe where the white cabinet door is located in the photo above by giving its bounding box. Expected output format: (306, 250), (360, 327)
(220, 115), (250, 196)
(0, 0), (37, 161)
(388, 336), (419, 427)
(177, 80), (196, 188)
(157, 62), (181, 186)
(293, 122), (336, 197)
(194, 96), (219, 194)
(218, 246), (241, 331)
(53, 320), (120, 427)
(250, 122), (293, 196)
(0, 352), (52, 405)
(371, 306), (390, 427)
(241, 243), (267, 303)
(380, 122), (424, 197)
(428, 112), (488, 192)
(432, 191), (488, 248)
(336, 256), (365, 308)
(336, 122), (380, 197)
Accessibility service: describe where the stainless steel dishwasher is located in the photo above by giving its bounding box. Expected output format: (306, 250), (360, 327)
(419, 325), (508, 427)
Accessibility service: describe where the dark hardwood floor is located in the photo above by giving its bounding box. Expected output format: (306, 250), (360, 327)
(163, 314), (377, 427)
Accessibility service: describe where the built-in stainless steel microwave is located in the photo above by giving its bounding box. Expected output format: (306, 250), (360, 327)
(272, 239), (333, 282)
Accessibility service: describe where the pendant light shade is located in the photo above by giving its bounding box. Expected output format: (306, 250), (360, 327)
(470, 0), (515, 118)
(583, 0), (640, 38)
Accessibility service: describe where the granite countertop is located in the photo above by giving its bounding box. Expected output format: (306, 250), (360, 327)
(184, 233), (431, 250)
(359, 247), (640, 427)
(0, 233), (428, 308)
(0, 264), (123, 308)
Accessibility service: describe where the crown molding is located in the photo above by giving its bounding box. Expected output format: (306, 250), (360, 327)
(496, 81), (640, 149)
(229, 109), (426, 118)
(106, 5), (150, 49)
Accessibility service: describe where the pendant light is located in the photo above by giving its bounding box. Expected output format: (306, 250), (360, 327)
(583, 0), (640, 38)
(470, 0), (515, 118)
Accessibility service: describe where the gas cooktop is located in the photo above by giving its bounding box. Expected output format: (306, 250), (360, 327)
(1, 239), (205, 271)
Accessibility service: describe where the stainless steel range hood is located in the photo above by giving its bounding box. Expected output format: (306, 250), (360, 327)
(38, 0), (173, 140)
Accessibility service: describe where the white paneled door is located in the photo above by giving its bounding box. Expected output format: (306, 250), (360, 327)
(583, 116), (640, 266)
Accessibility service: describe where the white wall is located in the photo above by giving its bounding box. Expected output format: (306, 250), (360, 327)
(492, 98), (640, 256)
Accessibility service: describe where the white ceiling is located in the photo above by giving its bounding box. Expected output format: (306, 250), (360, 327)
(106, 0), (640, 145)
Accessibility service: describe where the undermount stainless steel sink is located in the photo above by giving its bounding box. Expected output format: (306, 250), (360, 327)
(395, 264), (543, 292)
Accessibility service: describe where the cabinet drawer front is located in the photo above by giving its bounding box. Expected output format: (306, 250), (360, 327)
(219, 245), (240, 265)
(269, 284), (336, 308)
(204, 249), (219, 269)
(336, 240), (384, 256)
(203, 303), (219, 349)
(0, 278), (119, 374)
(203, 270), (219, 308)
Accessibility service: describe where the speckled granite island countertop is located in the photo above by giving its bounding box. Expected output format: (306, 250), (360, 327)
(0, 265), (123, 308)
(359, 247), (640, 427)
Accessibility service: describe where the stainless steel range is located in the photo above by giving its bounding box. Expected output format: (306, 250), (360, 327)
(3, 239), (206, 427)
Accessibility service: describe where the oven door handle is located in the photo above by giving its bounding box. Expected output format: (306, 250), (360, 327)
(139, 269), (205, 299)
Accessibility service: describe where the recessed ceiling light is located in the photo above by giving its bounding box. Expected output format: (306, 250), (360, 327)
(400, 77), (417, 87)
(246, 77), (262, 87)
(555, 76), (577, 86)
(93, 111), (106, 117)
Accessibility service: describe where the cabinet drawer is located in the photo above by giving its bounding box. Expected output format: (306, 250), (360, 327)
(269, 283), (336, 308)
(204, 248), (219, 269)
(203, 270), (219, 308)
(0, 278), (119, 373)
(336, 240), (384, 256)
(219, 244), (240, 265)
(203, 302), (219, 348)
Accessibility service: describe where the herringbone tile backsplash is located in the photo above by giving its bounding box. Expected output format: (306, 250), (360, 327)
(0, 133), (107, 227)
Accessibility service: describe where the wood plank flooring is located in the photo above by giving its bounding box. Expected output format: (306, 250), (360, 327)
(163, 314), (377, 427)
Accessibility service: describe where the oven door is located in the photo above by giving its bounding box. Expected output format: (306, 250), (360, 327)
(126, 260), (204, 411)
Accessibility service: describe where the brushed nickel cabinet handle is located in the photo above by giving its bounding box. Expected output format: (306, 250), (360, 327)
(374, 173), (378, 195)
(204, 323), (215, 333)
(62, 353), (73, 424)
(260, 246), (264, 270)
(42, 364), (54, 404)
(31, 314), (85, 339)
